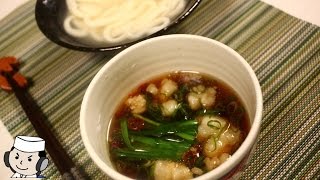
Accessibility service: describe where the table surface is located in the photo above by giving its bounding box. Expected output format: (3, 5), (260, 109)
(262, 0), (320, 27)
(0, 0), (319, 178)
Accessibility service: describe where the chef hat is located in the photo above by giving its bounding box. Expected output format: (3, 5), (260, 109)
(13, 136), (45, 152)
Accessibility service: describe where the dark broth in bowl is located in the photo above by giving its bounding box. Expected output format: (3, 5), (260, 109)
(108, 71), (250, 179)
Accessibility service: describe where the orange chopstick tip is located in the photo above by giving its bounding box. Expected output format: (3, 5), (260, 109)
(0, 56), (28, 91)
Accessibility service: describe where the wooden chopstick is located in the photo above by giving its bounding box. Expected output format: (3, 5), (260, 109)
(5, 73), (86, 180)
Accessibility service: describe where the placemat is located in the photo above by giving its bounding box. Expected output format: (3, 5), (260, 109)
(1, 0), (319, 179)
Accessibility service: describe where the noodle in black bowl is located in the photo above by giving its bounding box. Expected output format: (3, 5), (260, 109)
(35, 0), (202, 52)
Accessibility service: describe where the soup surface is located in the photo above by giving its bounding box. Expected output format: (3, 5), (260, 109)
(108, 72), (250, 179)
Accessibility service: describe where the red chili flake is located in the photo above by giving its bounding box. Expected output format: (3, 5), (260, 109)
(182, 144), (202, 168)
(127, 117), (145, 131)
(110, 139), (123, 149)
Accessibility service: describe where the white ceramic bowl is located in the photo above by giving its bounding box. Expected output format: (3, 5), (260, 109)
(80, 34), (263, 180)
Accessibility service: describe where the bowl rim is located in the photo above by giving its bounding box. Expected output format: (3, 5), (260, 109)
(80, 34), (263, 180)
(35, 0), (202, 52)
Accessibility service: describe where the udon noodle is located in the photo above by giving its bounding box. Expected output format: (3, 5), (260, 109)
(64, 0), (186, 45)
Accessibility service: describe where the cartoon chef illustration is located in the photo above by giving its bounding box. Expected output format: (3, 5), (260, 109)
(3, 136), (49, 178)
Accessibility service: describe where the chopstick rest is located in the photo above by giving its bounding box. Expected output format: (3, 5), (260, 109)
(0, 56), (26, 90)
(0, 57), (85, 180)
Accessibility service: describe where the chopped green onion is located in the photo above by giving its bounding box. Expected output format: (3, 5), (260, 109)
(116, 118), (198, 161)
(120, 118), (134, 150)
(114, 148), (184, 160)
(197, 109), (222, 116)
(136, 120), (198, 137)
(207, 120), (221, 130)
(133, 114), (161, 126)
(176, 132), (196, 141)
(130, 135), (190, 150)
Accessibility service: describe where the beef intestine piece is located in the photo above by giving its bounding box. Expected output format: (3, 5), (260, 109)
(63, 0), (186, 44)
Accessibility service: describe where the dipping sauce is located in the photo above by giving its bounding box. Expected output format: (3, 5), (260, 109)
(63, 0), (186, 46)
(108, 71), (250, 180)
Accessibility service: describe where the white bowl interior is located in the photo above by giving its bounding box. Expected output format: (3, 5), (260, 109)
(80, 35), (263, 180)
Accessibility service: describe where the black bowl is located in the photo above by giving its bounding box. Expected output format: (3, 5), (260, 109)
(35, 0), (202, 52)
